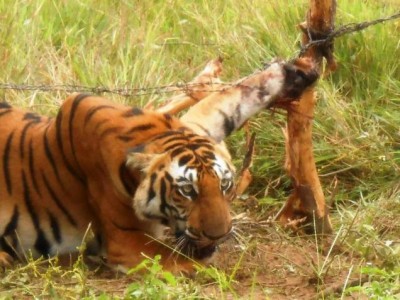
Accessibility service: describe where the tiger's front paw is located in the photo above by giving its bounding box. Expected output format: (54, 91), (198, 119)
(163, 259), (200, 278)
(107, 254), (200, 278)
(0, 251), (13, 267)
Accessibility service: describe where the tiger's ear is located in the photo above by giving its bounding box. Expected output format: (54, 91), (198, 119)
(126, 152), (156, 171)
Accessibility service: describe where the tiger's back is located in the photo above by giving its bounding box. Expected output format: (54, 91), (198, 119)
(0, 95), (180, 259)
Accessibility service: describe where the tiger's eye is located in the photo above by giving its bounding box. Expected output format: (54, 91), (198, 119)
(221, 178), (230, 190)
(181, 184), (193, 194)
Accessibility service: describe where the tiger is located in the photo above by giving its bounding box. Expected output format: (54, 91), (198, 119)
(0, 94), (237, 273)
(0, 58), (317, 274)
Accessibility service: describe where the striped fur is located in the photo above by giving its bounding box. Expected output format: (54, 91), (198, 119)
(0, 94), (234, 272)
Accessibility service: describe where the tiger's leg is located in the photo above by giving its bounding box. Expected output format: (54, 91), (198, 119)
(104, 227), (198, 275)
(0, 251), (13, 267)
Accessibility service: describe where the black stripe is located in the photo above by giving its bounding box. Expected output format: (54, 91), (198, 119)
(162, 136), (187, 146)
(3, 205), (19, 236)
(157, 115), (172, 129)
(68, 94), (90, 177)
(122, 107), (143, 117)
(170, 147), (185, 158)
(159, 178), (168, 215)
(43, 126), (64, 189)
(23, 112), (41, 122)
(151, 131), (182, 142)
(218, 109), (235, 137)
(84, 105), (115, 126)
(180, 132), (197, 139)
(178, 154), (193, 166)
(164, 113), (172, 121)
(35, 231), (51, 256)
(0, 238), (15, 257)
(146, 173), (157, 204)
(22, 170), (40, 228)
(41, 171), (77, 227)
(119, 163), (137, 196)
(22, 170), (51, 255)
(19, 121), (36, 159)
(3, 131), (15, 195)
(186, 169), (195, 181)
(0, 102), (12, 109)
(0, 109), (12, 118)
(48, 211), (62, 243)
(187, 144), (204, 152)
(199, 150), (216, 161)
(55, 110), (85, 183)
(117, 135), (134, 142)
(28, 139), (42, 197)
(126, 123), (156, 134)
(192, 137), (213, 144)
(165, 172), (173, 184)
(176, 177), (189, 183)
(234, 104), (242, 122)
(96, 234), (102, 247)
(164, 143), (185, 152)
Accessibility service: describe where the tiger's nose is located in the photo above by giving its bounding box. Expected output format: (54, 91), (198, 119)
(202, 223), (233, 244)
(185, 227), (201, 240)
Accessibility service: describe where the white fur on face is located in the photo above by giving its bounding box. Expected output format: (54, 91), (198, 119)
(169, 159), (199, 193)
(169, 154), (233, 193)
(212, 154), (234, 180)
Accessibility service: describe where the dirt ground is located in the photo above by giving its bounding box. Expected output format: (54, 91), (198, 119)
(0, 199), (373, 300)
(80, 209), (366, 300)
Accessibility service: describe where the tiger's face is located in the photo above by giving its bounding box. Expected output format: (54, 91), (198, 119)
(128, 138), (235, 259)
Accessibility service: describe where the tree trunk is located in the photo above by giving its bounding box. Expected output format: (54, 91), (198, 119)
(276, 0), (336, 234)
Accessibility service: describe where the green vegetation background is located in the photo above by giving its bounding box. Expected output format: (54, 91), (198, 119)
(0, 0), (399, 298)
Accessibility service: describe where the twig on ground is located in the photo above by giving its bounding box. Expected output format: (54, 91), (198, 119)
(315, 276), (369, 299)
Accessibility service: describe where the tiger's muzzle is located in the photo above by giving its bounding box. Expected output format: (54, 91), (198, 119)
(178, 226), (234, 260)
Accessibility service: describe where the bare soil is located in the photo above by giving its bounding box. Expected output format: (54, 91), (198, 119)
(1, 203), (368, 299)
(82, 209), (365, 300)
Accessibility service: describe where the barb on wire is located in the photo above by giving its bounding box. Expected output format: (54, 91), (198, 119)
(298, 11), (400, 56)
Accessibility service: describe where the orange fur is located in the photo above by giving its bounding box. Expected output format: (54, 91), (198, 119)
(0, 94), (235, 273)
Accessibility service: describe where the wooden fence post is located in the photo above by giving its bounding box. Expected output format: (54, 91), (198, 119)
(276, 0), (337, 234)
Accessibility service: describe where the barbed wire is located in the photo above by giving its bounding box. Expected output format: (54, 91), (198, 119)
(298, 11), (400, 56)
(0, 11), (399, 98)
(0, 82), (230, 98)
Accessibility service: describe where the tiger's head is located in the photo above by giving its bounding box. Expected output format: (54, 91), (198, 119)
(127, 130), (235, 259)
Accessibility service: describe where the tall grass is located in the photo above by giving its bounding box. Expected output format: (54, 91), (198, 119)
(0, 0), (399, 298)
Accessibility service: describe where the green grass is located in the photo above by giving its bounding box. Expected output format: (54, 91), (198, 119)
(1, 0), (399, 298)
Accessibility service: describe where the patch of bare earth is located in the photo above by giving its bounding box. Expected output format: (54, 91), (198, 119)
(81, 208), (364, 299)
(196, 208), (363, 299)
(1, 207), (366, 299)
